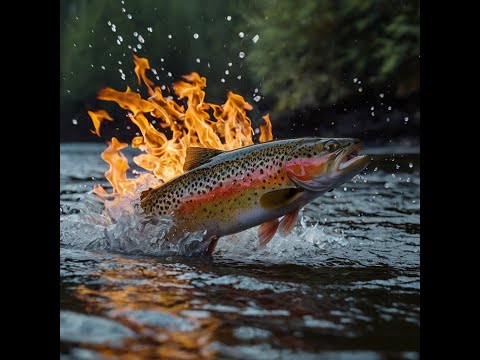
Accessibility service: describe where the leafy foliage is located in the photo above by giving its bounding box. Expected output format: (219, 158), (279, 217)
(60, 0), (247, 118)
(237, 0), (420, 111)
(60, 0), (419, 139)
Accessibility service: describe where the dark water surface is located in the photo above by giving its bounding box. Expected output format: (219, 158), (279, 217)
(60, 143), (420, 359)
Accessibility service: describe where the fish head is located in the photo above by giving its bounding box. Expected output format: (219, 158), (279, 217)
(285, 138), (370, 193)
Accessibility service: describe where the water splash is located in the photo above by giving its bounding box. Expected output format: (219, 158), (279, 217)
(61, 191), (348, 261)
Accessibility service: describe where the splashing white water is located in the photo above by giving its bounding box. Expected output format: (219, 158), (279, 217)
(61, 189), (347, 262)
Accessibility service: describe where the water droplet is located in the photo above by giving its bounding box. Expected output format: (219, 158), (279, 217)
(147, 27), (153, 32)
(207, 62), (211, 68)
(395, 164), (400, 169)
(160, 58), (164, 62)
(404, 117), (409, 122)
(226, 15), (232, 21)
(138, 35), (145, 43)
(72, 119), (77, 125)
(237, 75), (242, 79)
(152, 120), (157, 124)
(373, 167), (378, 171)
(384, 183), (390, 189)
(151, 68), (157, 75)
(196, 58), (200, 63)
(126, 126), (131, 130)
(225, 70), (229, 75)
(392, 174), (396, 178)
(168, 34), (172, 39)
(386, 118), (390, 122)
(409, 163), (413, 168)
(221, 78), (225, 83)
(117, 35), (123, 43)
(371, 106), (374, 110)
(239, 52), (245, 58)
(380, 93), (384, 98)
(252, 34), (260, 43)
(254, 128), (260, 134)
(254, 88), (259, 93)
(388, 106), (392, 110)
(161, 85), (166, 90)
(193, 33), (199, 39)
(107, 21), (111, 26)
(167, 72), (172, 77)
(121, 73), (126, 80)
(127, 45), (132, 49)
(371, 112), (375, 116)
(73, 43), (77, 47)
(228, 62), (232, 67)
(358, 80), (362, 84)
(239, 32), (244, 38)
(353, 78), (358, 83)
(101, 66), (105, 70)
(358, 88), (363, 92)
(111, 25), (116, 32)
(118, 60), (122, 65)
(88, 44), (92, 48)
(343, 187), (347, 191)
(127, 14), (132, 19)
(254, 95), (261, 102)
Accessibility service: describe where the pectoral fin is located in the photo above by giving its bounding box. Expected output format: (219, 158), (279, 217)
(258, 218), (280, 247)
(278, 207), (300, 237)
(259, 188), (304, 210)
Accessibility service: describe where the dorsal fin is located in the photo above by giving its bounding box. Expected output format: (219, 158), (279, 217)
(183, 147), (224, 171)
(259, 188), (304, 210)
(140, 186), (156, 201)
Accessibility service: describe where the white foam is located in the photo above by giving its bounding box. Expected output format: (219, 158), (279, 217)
(61, 190), (348, 261)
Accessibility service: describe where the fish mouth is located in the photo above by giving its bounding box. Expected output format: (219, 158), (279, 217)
(334, 142), (370, 174)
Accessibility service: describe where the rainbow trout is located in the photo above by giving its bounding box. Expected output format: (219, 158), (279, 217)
(140, 137), (369, 255)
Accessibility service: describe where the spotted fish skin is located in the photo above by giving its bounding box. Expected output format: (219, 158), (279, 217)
(140, 137), (369, 253)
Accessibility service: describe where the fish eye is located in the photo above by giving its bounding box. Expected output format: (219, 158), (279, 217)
(324, 141), (339, 153)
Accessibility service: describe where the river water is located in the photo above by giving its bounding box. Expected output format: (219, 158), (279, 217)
(60, 143), (420, 359)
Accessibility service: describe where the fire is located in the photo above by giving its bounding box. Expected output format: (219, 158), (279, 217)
(89, 54), (273, 200)
(88, 110), (113, 137)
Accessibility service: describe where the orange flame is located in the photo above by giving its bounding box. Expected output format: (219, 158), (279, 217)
(90, 55), (273, 200)
(88, 110), (113, 137)
(259, 114), (273, 143)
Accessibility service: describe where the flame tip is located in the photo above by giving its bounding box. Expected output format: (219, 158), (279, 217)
(90, 56), (273, 201)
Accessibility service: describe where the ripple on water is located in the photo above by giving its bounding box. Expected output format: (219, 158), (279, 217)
(60, 311), (135, 346)
(60, 144), (420, 358)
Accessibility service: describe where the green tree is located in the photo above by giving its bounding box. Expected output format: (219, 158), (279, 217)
(60, 0), (255, 132)
(237, 0), (420, 112)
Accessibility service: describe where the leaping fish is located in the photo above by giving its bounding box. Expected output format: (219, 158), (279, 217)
(140, 137), (370, 255)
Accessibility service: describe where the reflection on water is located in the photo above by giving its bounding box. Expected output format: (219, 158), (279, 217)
(68, 256), (219, 359)
(60, 144), (420, 359)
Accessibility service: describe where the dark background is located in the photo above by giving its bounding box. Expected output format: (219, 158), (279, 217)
(60, 0), (419, 146)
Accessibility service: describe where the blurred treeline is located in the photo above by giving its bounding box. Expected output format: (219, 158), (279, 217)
(60, 0), (419, 142)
